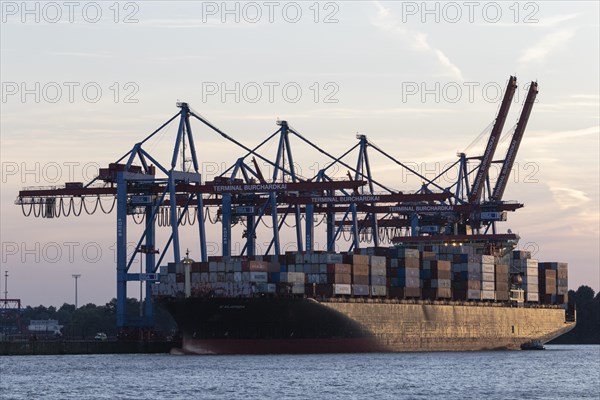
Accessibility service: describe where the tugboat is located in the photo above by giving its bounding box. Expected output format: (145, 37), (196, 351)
(520, 340), (545, 350)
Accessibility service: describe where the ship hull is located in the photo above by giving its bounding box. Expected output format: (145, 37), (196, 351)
(164, 297), (575, 354)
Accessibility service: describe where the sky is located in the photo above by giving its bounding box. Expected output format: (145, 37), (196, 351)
(1, 1), (598, 307)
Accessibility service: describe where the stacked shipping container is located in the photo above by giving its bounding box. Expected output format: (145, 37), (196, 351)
(512, 251), (539, 302)
(151, 246), (568, 305)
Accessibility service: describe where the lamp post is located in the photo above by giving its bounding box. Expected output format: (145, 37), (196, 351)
(72, 274), (81, 309)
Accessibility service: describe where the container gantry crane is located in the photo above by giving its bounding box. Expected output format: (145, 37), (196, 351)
(15, 76), (538, 330)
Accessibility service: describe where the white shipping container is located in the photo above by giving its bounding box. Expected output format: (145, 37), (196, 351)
(481, 255), (495, 264)
(291, 283), (305, 294)
(281, 272), (305, 284)
(482, 281), (495, 291)
(526, 292), (539, 302)
(481, 263), (495, 274)
(527, 259), (539, 267)
(524, 283), (539, 291)
(334, 284), (352, 295)
(481, 290), (495, 300)
(482, 272), (495, 282)
(526, 267), (538, 277)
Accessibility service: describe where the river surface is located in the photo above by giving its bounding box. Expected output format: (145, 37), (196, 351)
(1, 345), (598, 399)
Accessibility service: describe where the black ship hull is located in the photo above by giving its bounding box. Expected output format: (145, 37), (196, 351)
(163, 296), (575, 354)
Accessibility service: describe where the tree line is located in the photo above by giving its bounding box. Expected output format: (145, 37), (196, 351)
(550, 285), (600, 344)
(16, 298), (176, 339)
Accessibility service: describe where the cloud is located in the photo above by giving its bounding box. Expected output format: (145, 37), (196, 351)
(525, 126), (599, 144)
(518, 29), (576, 67)
(549, 186), (591, 209)
(479, 13), (579, 28)
(371, 1), (464, 81)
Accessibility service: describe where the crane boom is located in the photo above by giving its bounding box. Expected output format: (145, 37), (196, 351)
(468, 76), (518, 203)
(491, 81), (538, 201)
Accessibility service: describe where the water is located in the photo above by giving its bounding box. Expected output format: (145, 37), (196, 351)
(1, 345), (598, 400)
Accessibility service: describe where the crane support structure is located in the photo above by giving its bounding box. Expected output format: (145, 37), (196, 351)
(468, 76), (518, 204)
(491, 81), (539, 201)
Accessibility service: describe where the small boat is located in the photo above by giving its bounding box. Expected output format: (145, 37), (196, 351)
(520, 340), (545, 350)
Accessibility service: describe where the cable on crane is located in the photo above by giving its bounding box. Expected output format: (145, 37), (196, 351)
(20, 201), (33, 217)
(463, 120), (494, 153)
(342, 229), (351, 241)
(260, 218), (273, 229)
(72, 198), (83, 216)
(98, 197), (116, 214)
(205, 208), (217, 224)
(188, 208), (197, 225)
(59, 198), (70, 217)
(314, 215), (326, 227)
(32, 200), (42, 218)
(82, 197), (99, 215)
(132, 213), (145, 225)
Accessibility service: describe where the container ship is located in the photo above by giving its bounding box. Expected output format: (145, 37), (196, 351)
(15, 76), (576, 353)
(155, 244), (575, 354)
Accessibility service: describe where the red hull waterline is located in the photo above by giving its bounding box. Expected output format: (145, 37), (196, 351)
(176, 337), (385, 355)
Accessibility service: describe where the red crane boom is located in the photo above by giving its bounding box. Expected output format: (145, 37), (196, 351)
(468, 76), (518, 204)
(491, 81), (539, 201)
